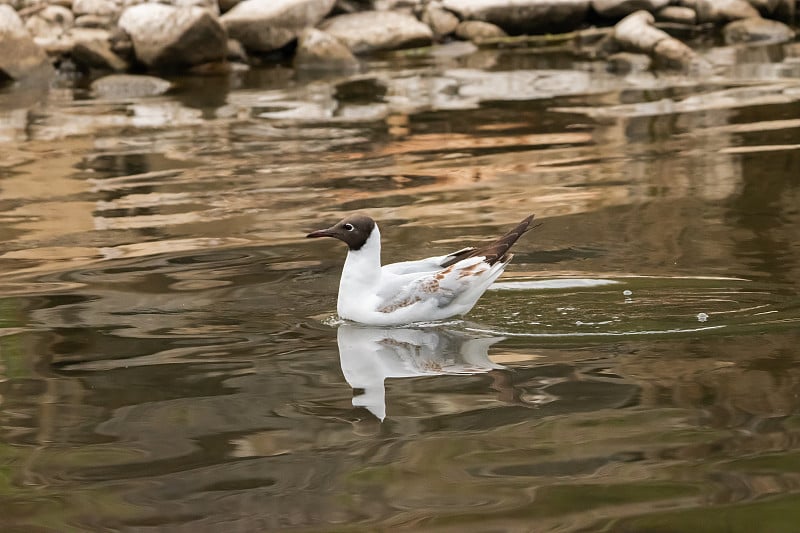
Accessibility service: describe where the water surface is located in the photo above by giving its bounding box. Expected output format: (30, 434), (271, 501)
(1, 42), (800, 531)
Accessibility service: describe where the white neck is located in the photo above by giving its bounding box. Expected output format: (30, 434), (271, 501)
(338, 226), (382, 315)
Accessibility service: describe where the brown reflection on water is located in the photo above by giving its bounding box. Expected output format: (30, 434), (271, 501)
(0, 44), (799, 531)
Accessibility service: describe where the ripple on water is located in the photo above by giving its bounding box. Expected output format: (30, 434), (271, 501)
(464, 275), (800, 340)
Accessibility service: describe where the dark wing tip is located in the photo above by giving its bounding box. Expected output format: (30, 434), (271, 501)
(440, 214), (537, 267)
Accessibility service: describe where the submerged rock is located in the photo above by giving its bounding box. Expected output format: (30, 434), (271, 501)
(221, 0), (335, 53)
(118, 3), (227, 69)
(0, 5), (52, 81)
(592, 0), (670, 19)
(294, 28), (359, 70)
(607, 51), (652, 72)
(442, 0), (591, 34)
(320, 11), (433, 54)
(90, 73), (172, 99)
(723, 17), (795, 44)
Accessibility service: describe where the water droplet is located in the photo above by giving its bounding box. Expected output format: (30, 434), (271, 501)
(697, 312), (708, 322)
(623, 289), (632, 296)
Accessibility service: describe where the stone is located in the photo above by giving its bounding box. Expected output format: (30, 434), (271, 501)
(25, 5), (74, 47)
(652, 35), (696, 67)
(613, 10), (699, 68)
(613, 10), (662, 52)
(422, 3), (460, 37)
(723, 17), (795, 44)
(118, 3), (227, 69)
(75, 14), (114, 28)
(455, 20), (508, 41)
(0, 4), (52, 80)
(441, 0), (590, 34)
(226, 38), (248, 62)
(71, 29), (129, 71)
(607, 51), (651, 72)
(293, 27), (358, 70)
(173, 0), (220, 16)
(320, 11), (433, 54)
(694, 0), (759, 22)
(592, 0), (669, 19)
(72, 0), (119, 17)
(218, 0), (242, 13)
(90, 73), (172, 99)
(747, 0), (794, 21)
(221, 0), (335, 53)
(655, 5), (697, 24)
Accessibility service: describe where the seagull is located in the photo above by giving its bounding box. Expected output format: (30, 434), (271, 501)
(307, 213), (536, 326)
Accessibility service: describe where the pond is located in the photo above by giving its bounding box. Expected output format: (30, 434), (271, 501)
(1, 41), (800, 531)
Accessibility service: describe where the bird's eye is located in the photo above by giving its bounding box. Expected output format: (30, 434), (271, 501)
(343, 223), (354, 231)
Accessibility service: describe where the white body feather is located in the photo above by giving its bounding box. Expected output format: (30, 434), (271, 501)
(337, 225), (510, 326)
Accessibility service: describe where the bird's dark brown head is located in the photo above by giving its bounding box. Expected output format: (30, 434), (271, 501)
(306, 214), (376, 251)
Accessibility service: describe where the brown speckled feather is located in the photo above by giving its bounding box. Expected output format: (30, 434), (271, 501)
(440, 214), (537, 268)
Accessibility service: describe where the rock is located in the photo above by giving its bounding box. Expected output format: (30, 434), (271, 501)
(655, 5), (697, 24)
(592, 0), (669, 19)
(613, 10), (699, 68)
(422, 3), (459, 37)
(221, 0), (335, 53)
(320, 11), (433, 54)
(226, 38), (248, 62)
(218, 0), (242, 13)
(694, 0), (759, 22)
(25, 5), (74, 47)
(0, 4), (52, 80)
(652, 35), (696, 67)
(91, 73), (172, 99)
(118, 3), (227, 69)
(75, 14), (114, 28)
(72, 0), (119, 17)
(71, 29), (129, 71)
(441, 0), (590, 34)
(173, 0), (220, 16)
(748, 0), (794, 21)
(455, 20), (508, 41)
(614, 10), (663, 51)
(607, 51), (651, 72)
(293, 27), (358, 70)
(723, 16), (795, 44)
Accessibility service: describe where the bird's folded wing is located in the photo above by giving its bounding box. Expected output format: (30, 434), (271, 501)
(382, 247), (477, 276)
(376, 256), (490, 313)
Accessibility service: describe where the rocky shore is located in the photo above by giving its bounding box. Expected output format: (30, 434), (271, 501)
(0, 0), (797, 84)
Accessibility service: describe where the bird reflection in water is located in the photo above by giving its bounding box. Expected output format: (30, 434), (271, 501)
(337, 324), (505, 421)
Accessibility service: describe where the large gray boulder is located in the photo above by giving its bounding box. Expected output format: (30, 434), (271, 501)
(723, 17), (795, 44)
(221, 0), (335, 53)
(118, 3), (227, 69)
(0, 5), (52, 81)
(592, 0), (670, 18)
(441, 0), (590, 34)
(320, 11), (433, 54)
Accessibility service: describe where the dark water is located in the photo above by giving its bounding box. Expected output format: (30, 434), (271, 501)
(1, 42), (800, 531)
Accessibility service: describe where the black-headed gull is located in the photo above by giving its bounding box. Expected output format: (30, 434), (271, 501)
(307, 214), (536, 326)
